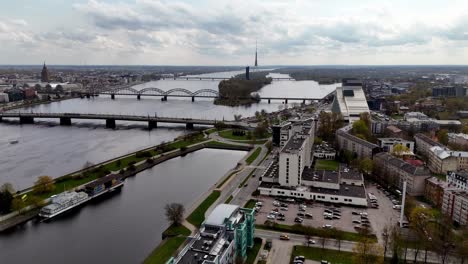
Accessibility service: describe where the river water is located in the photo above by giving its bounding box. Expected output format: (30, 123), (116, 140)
(1, 74), (338, 189)
(0, 71), (338, 263)
(0, 149), (246, 264)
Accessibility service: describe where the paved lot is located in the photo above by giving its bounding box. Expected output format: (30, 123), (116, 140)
(254, 196), (372, 233)
(366, 184), (402, 242)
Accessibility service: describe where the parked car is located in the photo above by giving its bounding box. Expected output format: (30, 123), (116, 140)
(305, 213), (313, 219)
(299, 207), (306, 212)
(324, 209), (333, 214)
(294, 217), (303, 223)
(323, 224), (332, 229)
(332, 215), (341, 220)
(295, 256), (306, 262)
(277, 216), (286, 221)
(352, 219), (361, 224)
(278, 213), (285, 217)
(280, 207), (288, 211)
(308, 239), (316, 244)
(352, 211), (360, 215)
(297, 212), (305, 217)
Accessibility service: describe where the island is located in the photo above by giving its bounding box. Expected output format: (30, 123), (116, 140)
(214, 72), (272, 106)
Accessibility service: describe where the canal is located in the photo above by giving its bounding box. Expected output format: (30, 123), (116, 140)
(0, 148), (246, 264)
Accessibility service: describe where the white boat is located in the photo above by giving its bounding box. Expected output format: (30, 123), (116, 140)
(39, 191), (90, 219)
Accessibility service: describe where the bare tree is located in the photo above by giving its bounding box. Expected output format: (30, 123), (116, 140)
(352, 237), (384, 264)
(33, 176), (55, 194)
(165, 203), (185, 226)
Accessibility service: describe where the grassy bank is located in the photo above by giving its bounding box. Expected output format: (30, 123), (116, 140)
(186, 190), (221, 227)
(144, 236), (187, 264)
(162, 224), (191, 238)
(291, 246), (354, 264)
(246, 147), (262, 165)
(225, 195), (233, 204)
(244, 199), (256, 209)
(217, 171), (238, 189)
(256, 223), (377, 242)
(29, 133), (207, 201)
(219, 129), (250, 140)
(246, 237), (263, 264)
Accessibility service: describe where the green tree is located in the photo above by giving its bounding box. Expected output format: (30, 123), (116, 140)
(352, 120), (370, 140)
(391, 144), (410, 157)
(33, 176), (55, 194)
(437, 129), (449, 145)
(358, 158), (374, 176)
(11, 197), (26, 213)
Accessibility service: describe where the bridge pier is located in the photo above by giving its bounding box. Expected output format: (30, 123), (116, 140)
(19, 116), (34, 124)
(186, 123), (194, 129)
(0, 117), (2, 122)
(285, 99), (288, 104)
(111, 94), (115, 100)
(60, 117), (72, 126)
(268, 99), (271, 104)
(86, 93), (91, 98)
(137, 94), (141, 100)
(163, 95), (167, 101)
(191, 96), (195, 102)
(148, 120), (157, 130)
(106, 119), (116, 129)
(303, 99), (306, 104)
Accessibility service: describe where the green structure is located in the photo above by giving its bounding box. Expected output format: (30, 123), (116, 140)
(166, 204), (255, 264)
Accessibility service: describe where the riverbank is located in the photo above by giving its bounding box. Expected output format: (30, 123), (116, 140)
(0, 132), (253, 232)
(0, 96), (76, 112)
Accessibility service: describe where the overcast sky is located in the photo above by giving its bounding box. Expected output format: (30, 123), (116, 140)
(1, 0), (468, 65)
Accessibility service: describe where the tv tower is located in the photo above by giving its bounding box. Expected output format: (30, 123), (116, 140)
(254, 40), (258, 67)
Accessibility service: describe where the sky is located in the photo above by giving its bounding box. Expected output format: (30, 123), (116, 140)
(1, 0), (468, 65)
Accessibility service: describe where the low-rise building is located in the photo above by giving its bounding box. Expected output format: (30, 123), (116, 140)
(448, 133), (468, 148)
(336, 125), (381, 159)
(427, 146), (468, 174)
(167, 204), (255, 264)
(442, 189), (468, 226)
(373, 152), (431, 196)
(377, 138), (414, 153)
(424, 177), (449, 208)
(313, 142), (336, 160)
(447, 171), (468, 191)
(414, 133), (444, 157)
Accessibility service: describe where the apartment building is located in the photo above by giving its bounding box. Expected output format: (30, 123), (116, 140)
(336, 125), (381, 159)
(447, 171), (468, 191)
(442, 189), (468, 226)
(373, 152), (431, 196)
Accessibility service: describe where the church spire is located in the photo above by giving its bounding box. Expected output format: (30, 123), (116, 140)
(254, 40), (258, 67)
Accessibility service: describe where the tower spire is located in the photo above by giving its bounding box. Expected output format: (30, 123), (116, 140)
(254, 40), (258, 67)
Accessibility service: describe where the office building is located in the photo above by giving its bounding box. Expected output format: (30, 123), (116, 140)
(432, 86), (467, 97)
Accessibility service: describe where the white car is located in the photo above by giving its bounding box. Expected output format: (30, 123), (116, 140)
(267, 214), (276, 219)
(308, 239), (316, 244)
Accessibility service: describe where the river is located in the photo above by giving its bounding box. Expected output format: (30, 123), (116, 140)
(1, 73), (338, 189)
(0, 149), (246, 264)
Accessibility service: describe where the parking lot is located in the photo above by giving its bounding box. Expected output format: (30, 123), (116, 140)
(253, 183), (402, 238)
(254, 196), (373, 233)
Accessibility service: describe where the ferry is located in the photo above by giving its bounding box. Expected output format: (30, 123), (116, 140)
(39, 174), (125, 220)
(39, 191), (90, 219)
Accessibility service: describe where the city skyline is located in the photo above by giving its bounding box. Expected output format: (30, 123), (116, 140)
(1, 0), (468, 65)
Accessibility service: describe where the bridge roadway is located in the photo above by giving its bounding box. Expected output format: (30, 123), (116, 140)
(0, 112), (248, 130)
(162, 77), (295, 81)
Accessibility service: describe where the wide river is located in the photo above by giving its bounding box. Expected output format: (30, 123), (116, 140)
(0, 71), (337, 263)
(1, 72), (338, 189)
(0, 149), (246, 264)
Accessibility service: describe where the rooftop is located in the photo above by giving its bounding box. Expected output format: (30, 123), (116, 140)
(205, 204), (239, 226)
(302, 169), (339, 184)
(258, 182), (366, 198)
(281, 134), (306, 154)
(374, 152), (430, 176)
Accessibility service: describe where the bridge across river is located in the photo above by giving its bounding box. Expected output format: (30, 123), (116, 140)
(80, 87), (322, 104)
(161, 76), (295, 81)
(0, 112), (249, 129)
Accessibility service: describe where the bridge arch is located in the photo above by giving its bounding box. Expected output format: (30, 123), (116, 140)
(139, 87), (166, 96)
(192, 89), (219, 97)
(165, 88), (193, 96)
(104, 87), (139, 95)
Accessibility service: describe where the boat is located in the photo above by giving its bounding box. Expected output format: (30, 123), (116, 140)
(84, 173), (125, 199)
(9, 139), (19, 144)
(39, 191), (90, 219)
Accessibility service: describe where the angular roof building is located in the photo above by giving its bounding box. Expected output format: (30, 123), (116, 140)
(331, 78), (370, 123)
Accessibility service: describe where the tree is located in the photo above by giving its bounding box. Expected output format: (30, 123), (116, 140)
(454, 228), (468, 264)
(352, 119), (371, 141)
(165, 203), (185, 226)
(33, 176), (55, 194)
(436, 129), (449, 145)
(233, 114), (242, 121)
(214, 121), (226, 131)
(392, 144), (410, 157)
(409, 207), (434, 263)
(317, 111), (344, 142)
(352, 237), (384, 264)
(11, 197), (26, 213)
(358, 158), (374, 176)
(0, 183), (15, 214)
